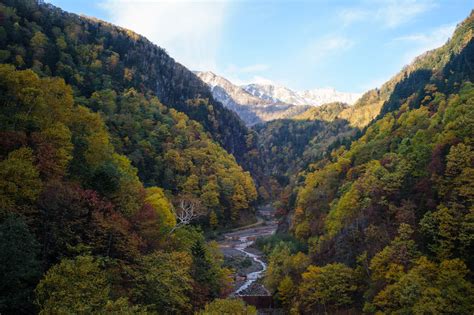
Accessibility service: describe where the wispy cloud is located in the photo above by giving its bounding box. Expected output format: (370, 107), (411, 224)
(394, 23), (455, 64)
(382, 0), (436, 28)
(339, 8), (369, 26)
(100, 0), (230, 71)
(339, 0), (437, 28)
(303, 36), (354, 65)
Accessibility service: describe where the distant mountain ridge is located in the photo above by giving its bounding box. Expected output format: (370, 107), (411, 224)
(243, 84), (361, 106)
(196, 71), (361, 126)
(196, 71), (311, 125)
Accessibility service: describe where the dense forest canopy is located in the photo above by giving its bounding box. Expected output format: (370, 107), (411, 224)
(260, 10), (474, 314)
(0, 0), (256, 167)
(0, 0), (258, 313)
(0, 0), (473, 314)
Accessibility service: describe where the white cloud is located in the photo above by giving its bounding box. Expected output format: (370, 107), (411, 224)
(339, 0), (436, 28)
(380, 0), (436, 28)
(303, 36), (354, 64)
(100, 0), (230, 71)
(394, 23), (455, 64)
(339, 8), (369, 26)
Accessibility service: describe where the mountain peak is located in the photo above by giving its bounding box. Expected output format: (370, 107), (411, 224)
(242, 82), (361, 106)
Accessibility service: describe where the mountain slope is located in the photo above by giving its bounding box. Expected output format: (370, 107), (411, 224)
(196, 71), (310, 125)
(294, 102), (349, 121)
(262, 11), (474, 314)
(243, 83), (361, 106)
(0, 1), (261, 313)
(0, 0), (253, 166)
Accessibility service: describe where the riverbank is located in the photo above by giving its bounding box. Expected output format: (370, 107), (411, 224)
(218, 205), (278, 296)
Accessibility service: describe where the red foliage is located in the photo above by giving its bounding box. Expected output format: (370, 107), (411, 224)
(0, 131), (27, 157)
(37, 182), (143, 264)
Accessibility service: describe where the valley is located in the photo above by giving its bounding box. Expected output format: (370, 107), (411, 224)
(0, 1), (473, 314)
(219, 205), (278, 297)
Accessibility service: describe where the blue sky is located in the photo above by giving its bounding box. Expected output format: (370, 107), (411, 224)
(47, 0), (472, 93)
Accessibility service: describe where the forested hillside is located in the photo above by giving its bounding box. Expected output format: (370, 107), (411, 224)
(0, 1), (259, 313)
(252, 117), (358, 204)
(0, 0), (255, 166)
(262, 11), (474, 314)
(1, 0), (473, 314)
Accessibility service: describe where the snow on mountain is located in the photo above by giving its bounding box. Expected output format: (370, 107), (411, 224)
(195, 71), (360, 126)
(243, 84), (361, 106)
(243, 84), (308, 105)
(195, 71), (266, 107)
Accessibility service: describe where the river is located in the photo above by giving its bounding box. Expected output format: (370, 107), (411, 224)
(219, 207), (278, 296)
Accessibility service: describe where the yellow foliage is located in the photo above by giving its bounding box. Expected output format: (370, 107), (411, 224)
(145, 187), (176, 229)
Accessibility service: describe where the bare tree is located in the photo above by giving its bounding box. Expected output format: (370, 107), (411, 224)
(169, 196), (204, 234)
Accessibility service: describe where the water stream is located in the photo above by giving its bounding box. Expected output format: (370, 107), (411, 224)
(234, 237), (268, 295)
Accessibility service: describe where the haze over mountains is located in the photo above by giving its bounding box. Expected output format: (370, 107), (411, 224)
(196, 71), (361, 125)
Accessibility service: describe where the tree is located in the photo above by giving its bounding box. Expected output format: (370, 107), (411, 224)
(183, 174), (200, 195)
(0, 147), (42, 210)
(190, 240), (221, 308)
(32, 123), (73, 179)
(371, 257), (474, 314)
(169, 195), (204, 234)
(277, 276), (295, 309)
(35, 255), (111, 314)
(132, 251), (193, 313)
(90, 89), (117, 114)
(369, 224), (420, 283)
(201, 179), (220, 210)
(144, 187), (175, 229)
(0, 214), (41, 314)
(30, 31), (48, 58)
(198, 299), (257, 315)
(209, 210), (218, 229)
(231, 184), (248, 222)
(299, 263), (357, 313)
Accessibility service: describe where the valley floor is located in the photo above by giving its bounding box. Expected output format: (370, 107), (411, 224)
(219, 205), (278, 296)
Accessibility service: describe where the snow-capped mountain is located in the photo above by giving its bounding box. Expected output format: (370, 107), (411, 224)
(195, 71), (310, 126)
(243, 84), (361, 106)
(196, 71), (267, 107)
(243, 84), (308, 106)
(195, 71), (361, 126)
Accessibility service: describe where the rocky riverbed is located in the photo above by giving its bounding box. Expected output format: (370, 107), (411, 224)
(219, 207), (278, 296)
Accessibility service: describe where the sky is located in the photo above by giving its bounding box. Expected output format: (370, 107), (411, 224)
(47, 0), (472, 93)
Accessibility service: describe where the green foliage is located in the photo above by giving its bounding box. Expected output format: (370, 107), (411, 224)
(370, 257), (474, 314)
(0, 214), (41, 314)
(1, 1), (473, 313)
(191, 240), (222, 308)
(264, 242), (310, 293)
(198, 298), (257, 315)
(35, 255), (112, 314)
(0, 147), (42, 209)
(132, 251), (193, 313)
(254, 232), (306, 255)
(281, 11), (474, 314)
(0, 55), (236, 311)
(299, 263), (357, 313)
(0, 0), (254, 167)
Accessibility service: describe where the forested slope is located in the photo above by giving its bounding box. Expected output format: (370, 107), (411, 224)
(1, 1), (473, 314)
(0, 1), (259, 313)
(0, 0), (255, 166)
(262, 11), (474, 314)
